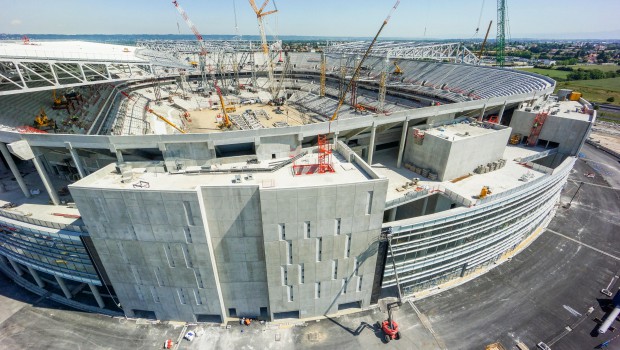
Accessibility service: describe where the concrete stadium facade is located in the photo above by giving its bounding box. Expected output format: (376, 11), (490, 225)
(0, 48), (595, 322)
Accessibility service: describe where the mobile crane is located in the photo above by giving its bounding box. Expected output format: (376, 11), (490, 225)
(330, 0), (401, 122)
(145, 107), (186, 134)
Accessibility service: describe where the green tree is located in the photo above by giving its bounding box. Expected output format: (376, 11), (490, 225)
(607, 97), (615, 103)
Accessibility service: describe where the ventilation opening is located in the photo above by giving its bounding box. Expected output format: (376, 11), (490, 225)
(273, 310), (300, 320)
(132, 309), (157, 320)
(337, 301), (362, 311)
(196, 314), (222, 323)
(228, 308), (237, 317)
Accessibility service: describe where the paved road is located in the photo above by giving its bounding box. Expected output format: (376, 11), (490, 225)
(0, 151), (618, 349)
(579, 142), (620, 189)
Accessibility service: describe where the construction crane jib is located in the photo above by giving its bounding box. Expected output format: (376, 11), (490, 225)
(172, 0), (208, 88)
(330, 0), (401, 122)
(248, 0), (278, 97)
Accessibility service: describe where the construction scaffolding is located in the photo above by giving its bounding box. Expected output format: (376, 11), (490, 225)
(292, 135), (335, 175)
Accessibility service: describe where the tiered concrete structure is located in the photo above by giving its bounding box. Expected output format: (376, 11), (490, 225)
(0, 41), (595, 322)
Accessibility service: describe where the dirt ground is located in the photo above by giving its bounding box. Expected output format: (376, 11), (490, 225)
(589, 132), (620, 153)
(187, 103), (313, 133)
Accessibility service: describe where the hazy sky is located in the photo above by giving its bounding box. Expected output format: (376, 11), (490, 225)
(1, 0), (619, 39)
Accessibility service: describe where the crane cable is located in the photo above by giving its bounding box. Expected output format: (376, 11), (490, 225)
(475, 0), (486, 35)
(329, 0), (401, 122)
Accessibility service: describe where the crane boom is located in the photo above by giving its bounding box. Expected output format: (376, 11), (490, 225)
(248, 0), (278, 97)
(478, 20), (493, 59)
(172, 0), (208, 88)
(146, 108), (186, 134)
(330, 0), (400, 122)
(214, 81), (232, 128)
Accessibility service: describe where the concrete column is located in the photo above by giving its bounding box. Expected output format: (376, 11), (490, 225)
(55, 275), (72, 299)
(89, 283), (106, 308)
(67, 145), (87, 179)
(115, 150), (124, 163)
(6, 257), (24, 276)
(333, 131), (339, 146)
(32, 155), (60, 205)
(0, 155), (8, 174)
(0, 255), (7, 266)
(478, 104), (487, 122)
(421, 197), (429, 216)
(497, 101), (507, 125)
(388, 208), (397, 222)
(396, 119), (409, 168)
(0, 143), (30, 198)
(27, 266), (45, 288)
(367, 125), (377, 165)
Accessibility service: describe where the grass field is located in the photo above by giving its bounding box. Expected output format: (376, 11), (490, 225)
(570, 64), (620, 72)
(555, 77), (620, 105)
(520, 68), (570, 80)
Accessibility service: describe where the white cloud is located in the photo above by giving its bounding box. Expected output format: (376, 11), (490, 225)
(10, 19), (22, 26)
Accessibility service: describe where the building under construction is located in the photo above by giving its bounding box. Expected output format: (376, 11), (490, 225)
(0, 18), (596, 322)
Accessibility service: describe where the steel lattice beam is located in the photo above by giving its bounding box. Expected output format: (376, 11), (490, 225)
(324, 41), (480, 65)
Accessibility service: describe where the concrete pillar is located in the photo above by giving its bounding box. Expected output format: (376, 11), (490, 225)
(333, 131), (339, 146)
(7, 257), (24, 276)
(0, 255), (7, 266)
(421, 197), (429, 216)
(0, 143), (30, 198)
(0, 155), (8, 174)
(89, 283), (106, 308)
(367, 125), (377, 165)
(27, 266), (45, 288)
(115, 150), (124, 163)
(396, 119), (409, 168)
(67, 144), (87, 179)
(388, 208), (397, 222)
(497, 101), (507, 125)
(32, 155), (60, 206)
(55, 275), (72, 299)
(478, 104), (487, 122)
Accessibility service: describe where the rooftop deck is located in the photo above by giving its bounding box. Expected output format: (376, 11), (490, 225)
(71, 149), (374, 192)
(373, 144), (549, 206)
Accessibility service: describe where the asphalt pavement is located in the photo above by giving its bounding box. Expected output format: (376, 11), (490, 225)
(0, 149), (618, 350)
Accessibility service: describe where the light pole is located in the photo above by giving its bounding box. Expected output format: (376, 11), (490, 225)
(564, 181), (584, 209)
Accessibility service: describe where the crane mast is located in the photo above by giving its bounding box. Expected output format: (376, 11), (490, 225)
(172, 0), (208, 89)
(248, 0), (278, 98)
(496, 0), (506, 67)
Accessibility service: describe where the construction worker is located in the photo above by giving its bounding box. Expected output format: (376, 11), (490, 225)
(244, 318), (251, 326)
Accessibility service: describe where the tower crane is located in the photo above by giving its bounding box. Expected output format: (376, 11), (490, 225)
(330, 0), (401, 122)
(172, 0), (208, 89)
(248, 0), (278, 97)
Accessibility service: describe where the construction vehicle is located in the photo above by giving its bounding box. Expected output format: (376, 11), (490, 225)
(248, 0), (279, 97)
(189, 61), (198, 68)
(379, 303), (401, 343)
(51, 89), (71, 110)
(224, 105), (236, 113)
(330, 0), (400, 121)
(214, 81), (232, 129)
(392, 59), (403, 75)
(145, 107), (186, 134)
(33, 108), (56, 130)
(509, 134), (521, 145)
(376, 227), (403, 344)
(479, 186), (492, 199)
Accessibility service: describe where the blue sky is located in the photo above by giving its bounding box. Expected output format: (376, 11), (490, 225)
(1, 0), (619, 39)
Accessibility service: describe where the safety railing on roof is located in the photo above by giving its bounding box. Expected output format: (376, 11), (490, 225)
(0, 209), (87, 233)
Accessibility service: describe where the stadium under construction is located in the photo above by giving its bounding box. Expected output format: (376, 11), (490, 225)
(0, 20), (596, 322)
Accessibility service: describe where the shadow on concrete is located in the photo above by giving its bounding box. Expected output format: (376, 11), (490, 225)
(325, 316), (379, 339)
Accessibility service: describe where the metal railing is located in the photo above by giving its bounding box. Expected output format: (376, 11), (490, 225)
(0, 209), (87, 233)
